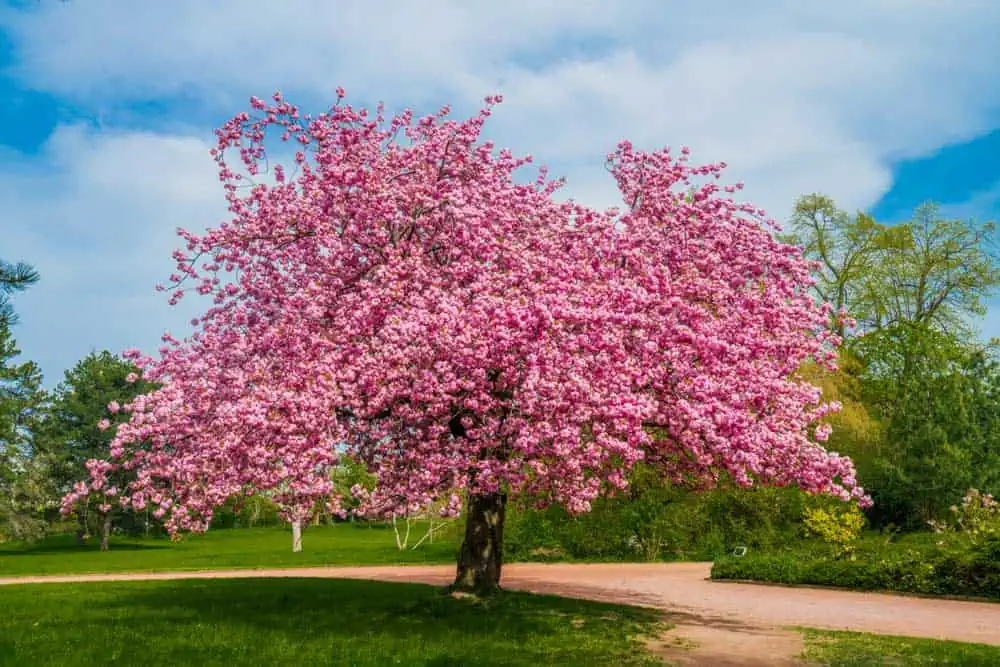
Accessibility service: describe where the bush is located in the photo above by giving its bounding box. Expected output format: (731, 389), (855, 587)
(928, 489), (999, 545)
(711, 532), (1000, 600)
(802, 504), (865, 556)
(505, 467), (815, 562)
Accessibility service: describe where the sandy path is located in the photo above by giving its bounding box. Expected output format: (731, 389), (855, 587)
(3, 562), (999, 654)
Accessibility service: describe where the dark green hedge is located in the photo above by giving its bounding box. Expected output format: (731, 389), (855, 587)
(711, 535), (1000, 600)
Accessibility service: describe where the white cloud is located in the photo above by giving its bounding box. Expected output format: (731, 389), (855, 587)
(4, 126), (223, 384)
(5, 0), (1000, 218)
(3, 0), (1000, 377)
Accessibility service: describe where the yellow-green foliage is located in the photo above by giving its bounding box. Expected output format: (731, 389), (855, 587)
(796, 350), (884, 457)
(803, 504), (865, 556)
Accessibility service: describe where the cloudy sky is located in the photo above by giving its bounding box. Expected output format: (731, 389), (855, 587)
(2, 0), (1000, 386)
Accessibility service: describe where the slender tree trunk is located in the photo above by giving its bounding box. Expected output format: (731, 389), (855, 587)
(75, 512), (86, 547)
(291, 519), (303, 552)
(452, 492), (507, 595)
(100, 515), (112, 552)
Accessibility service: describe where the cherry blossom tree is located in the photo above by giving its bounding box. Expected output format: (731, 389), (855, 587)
(63, 91), (868, 594)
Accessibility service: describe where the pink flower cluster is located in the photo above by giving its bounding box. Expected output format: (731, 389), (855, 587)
(62, 91), (868, 534)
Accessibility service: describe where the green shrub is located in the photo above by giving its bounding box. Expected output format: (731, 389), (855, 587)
(802, 504), (865, 556)
(505, 467), (813, 562)
(928, 489), (1000, 545)
(711, 532), (1000, 600)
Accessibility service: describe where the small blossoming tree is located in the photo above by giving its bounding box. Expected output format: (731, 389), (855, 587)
(64, 91), (868, 593)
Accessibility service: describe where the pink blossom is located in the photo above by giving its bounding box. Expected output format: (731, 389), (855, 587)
(64, 89), (869, 537)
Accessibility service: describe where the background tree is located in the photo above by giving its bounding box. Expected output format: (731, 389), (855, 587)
(785, 194), (1000, 528)
(0, 259), (40, 327)
(68, 92), (867, 595)
(859, 203), (999, 337)
(852, 325), (1000, 528)
(41, 351), (156, 549)
(784, 196), (999, 340)
(779, 194), (902, 337)
(0, 320), (48, 541)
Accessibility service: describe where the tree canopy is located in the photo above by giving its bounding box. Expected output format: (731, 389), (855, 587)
(64, 92), (866, 591)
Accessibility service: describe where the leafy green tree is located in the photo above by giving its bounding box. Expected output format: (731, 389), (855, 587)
(786, 195), (1000, 530)
(38, 351), (156, 550)
(780, 194), (905, 337)
(784, 196), (999, 340)
(0, 259), (39, 327)
(853, 325), (1000, 528)
(860, 203), (999, 338)
(0, 321), (48, 541)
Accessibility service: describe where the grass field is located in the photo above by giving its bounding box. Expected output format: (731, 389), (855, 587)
(802, 628), (1000, 666)
(0, 577), (666, 666)
(0, 523), (460, 576)
(6, 526), (1000, 665)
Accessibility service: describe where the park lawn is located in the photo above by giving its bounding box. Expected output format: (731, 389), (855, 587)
(0, 523), (460, 577)
(0, 578), (666, 666)
(801, 628), (1000, 666)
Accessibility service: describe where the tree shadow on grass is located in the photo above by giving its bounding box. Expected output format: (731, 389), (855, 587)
(97, 577), (665, 666)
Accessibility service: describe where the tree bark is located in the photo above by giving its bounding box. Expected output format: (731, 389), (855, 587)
(75, 512), (86, 547)
(100, 515), (112, 552)
(452, 492), (507, 595)
(291, 519), (303, 553)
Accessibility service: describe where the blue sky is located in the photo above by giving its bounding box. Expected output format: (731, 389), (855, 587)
(2, 0), (999, 386)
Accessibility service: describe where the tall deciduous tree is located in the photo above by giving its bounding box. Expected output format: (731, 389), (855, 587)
(787, 195), (999, 339)
(780, 194), (892, 337)
(66, 92), (867, 594)
(787, 195), (1000, 528)
(861, 203), (999, 337)
(43, 351), (155, 550)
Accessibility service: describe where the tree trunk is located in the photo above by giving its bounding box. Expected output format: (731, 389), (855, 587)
(100, 515), (112, 552)
(291, 519), (303, 553)
(75, 512), (86, 547)
(452, 492), (507, 595)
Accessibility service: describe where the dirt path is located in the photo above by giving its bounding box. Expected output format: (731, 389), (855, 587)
(3, 562), (999, 664)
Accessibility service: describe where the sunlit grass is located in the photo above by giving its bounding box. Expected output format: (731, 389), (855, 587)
(801, 628), (1000, 666)
(0, 578), (667, 666)
(0, 522), (460, 576)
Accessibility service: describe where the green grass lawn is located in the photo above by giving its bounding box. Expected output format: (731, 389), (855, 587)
(802, 628), (1000, 666)
(0, 578), (666, 666)
(0, 522), (460, 577)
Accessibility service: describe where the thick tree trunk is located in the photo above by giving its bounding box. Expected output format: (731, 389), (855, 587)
(452, 492), (507, 595)
(100, 515), (112, 552)
(291, 519), (303, 553)
(75, 513), (86, 547)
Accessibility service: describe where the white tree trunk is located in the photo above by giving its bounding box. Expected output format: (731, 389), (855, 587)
(291, 519), (303, 552)
(392, 515), (412, 550)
